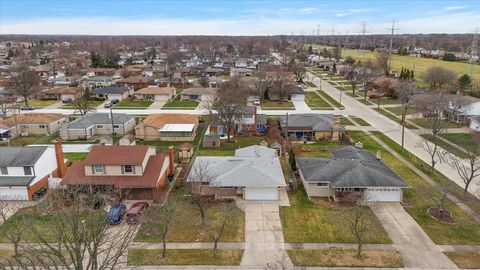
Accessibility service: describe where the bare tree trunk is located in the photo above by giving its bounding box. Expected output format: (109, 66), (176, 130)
(162, 238), (167, 258)
(213, 240), (219, 258)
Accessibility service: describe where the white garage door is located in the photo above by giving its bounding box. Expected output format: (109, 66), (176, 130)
(244, 187), (278, 201)
(154, 94), (169, 101)
(0, 187), (29, 200)
(366, 188), (401, 202)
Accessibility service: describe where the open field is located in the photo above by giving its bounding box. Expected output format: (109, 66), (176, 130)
(127, 249), (243, 266)
(287, 249), (403, 268)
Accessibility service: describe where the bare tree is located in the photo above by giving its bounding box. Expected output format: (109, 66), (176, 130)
(395, 80), (416, 148)
(344, 202), (374, 258)
(446, 134), (480, 194)
(430, 185), (453, 218)
(374, 51), (390, 76)
(288, 59), (306, 83)
(72, 88), (92, 116)
(198, 76), (209, 88)
(9, 63), (41, 107)
(250, 71), (272, 102)
(359, 60), (376, 101)
(0, 96), (10, 119)
(141, 200), (177, 258)
(0, 200), (25, 257)
(209, 76), (247, 142)
(187, 161), (217, 223)
(269, 74), (296, 101)
(206, 203), (237, 258)
(424, 66), (456, 90)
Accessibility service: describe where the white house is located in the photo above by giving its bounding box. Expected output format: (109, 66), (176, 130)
(0, 143), (65, 200)
(188, 145), (286, 201)
(470, 116), (480, 132)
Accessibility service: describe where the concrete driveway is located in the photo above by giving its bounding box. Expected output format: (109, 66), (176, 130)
(147, 101), (166, 109)
(371, 203), (457, 269)
(239, 202), (292, 268)
(292, 100), (310, 111)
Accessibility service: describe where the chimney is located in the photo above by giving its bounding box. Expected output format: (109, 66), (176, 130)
(260, 141), (268, 147)
(54, 139), (67, 178)
(168, 146), (175, 174)
(376, 151), (382, 160)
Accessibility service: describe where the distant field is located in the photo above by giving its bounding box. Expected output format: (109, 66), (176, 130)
(310, 45), (480, 88)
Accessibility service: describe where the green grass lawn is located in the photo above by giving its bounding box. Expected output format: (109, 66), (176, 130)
(385, 106), (416, 116)
(372, 108), (418, 129)
(61, 100), (104, 109)
(175, 88), (183, 94)
(114, 99), (153, 109)
(127, 249), (243, 266)
(261, 100), (295, 109)
(0, 135), (45, 146)
(135, 187), (244, 242)
(305, 92), (333, 110)
(0, 207), (56, 243)
(440, 133), (477, 150)
(358, 98), (374, 105)
(340, 117), (354, 126)
(198, 136), (267, 156)
(64, 152), (88, 161)
(444, 251), (480, 269)
(287, 249), (403, 268)
(350, 117), (371, 126)
(316, 90), (343, 108)
(350, 131), (480, 244)
(369, 97), (400, 105)
(420, 134), (468, 159)
(280, 183), (391, 244)
(294, 140), (341, 158)
(138, 124), (206, 152)
(409, 118), (467, 129)
(28, 99), (57, 108)
(162, 96), (199, 109)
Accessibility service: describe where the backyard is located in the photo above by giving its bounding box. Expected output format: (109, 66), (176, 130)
(28, 99), (57, 108)
(198, 135), (267, 156)
(260, 100), (295, 110)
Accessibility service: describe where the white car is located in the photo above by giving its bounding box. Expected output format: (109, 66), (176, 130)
(253, 99), (260, 106)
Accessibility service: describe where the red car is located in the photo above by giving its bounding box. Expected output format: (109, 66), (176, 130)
(126, 202), (149, 224)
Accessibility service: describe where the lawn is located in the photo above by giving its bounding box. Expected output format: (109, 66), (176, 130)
(114, 99), (153, 109)
(28, 99), (57, 108)
(372, 108), (418, 129)
(420, 134), (468, 159)
(287, 249), (403, 268)
(198, 136), (267, 156)
(440, 133), (477, 150)
(350, 117), (370, 126)
(316, 90), (343, 108)
(409, 118), (467, 129)
(444, 251), (480, 269)
(261, 100), (295, 109)
(305, 92), (333, 110)
(293, 140), (340, 158)
(311, 45), (480, 87)
(340, 117), (354, 126)
(61, 100), (104, 109)
(279, 183), (391, 243)
(139, 124), (207, 152)
(369, 97), (400, 106)
(350, 131), (480, 244)
(64, 152), (88, 161)
(127, 249), (243, 266)
(385, 106), (416, 116)
(0, 135), (45, 146)
(0, 207), (56, 243)
(162, 96), (199, 109)
(135, 187), (244, 243)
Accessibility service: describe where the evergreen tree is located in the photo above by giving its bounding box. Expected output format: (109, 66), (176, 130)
(458, 74), (472, 91)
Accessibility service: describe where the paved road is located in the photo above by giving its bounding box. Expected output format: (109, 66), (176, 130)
(372, 203), (457, 269)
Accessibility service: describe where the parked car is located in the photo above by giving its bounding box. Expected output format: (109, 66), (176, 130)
(104, 102), (113, 108)
(253, 99), (260, 106)
(62, 97), (72, 103)
(20, 106), (34, 110)
(108, 203), (127, 225)
(110, 98), (120, 104)
(126, 202), (149, 224)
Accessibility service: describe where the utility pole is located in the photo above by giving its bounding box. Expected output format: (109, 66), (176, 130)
(110, 106), (115, 136)
(468, 28), (479, 79)
(329, 25), (335, 47)
(359, 22), (367, 50)
(387, 20), (398, 56)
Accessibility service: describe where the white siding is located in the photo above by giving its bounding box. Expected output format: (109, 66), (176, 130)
(31, 147), (57, 186)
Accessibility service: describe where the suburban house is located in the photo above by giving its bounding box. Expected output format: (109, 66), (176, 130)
(209, 106), (267, 135)
(279, 114), (345, 141)
(229, 67), (253, 77)
(43, 87), (83, 100)
(91, 86), (132, 101)
(188, 145), (286, 201)
(135, 114), (198, 141)
(82, 76), (116, 88)
(0, 113), (67, 139)
(470, 116), (480, 132)
(134, 86), (175, 101)
(116, 76), (150, 90)
(296, 146), (410, 203)
(443, 95), (480, 123)
(0, 141), (67, 200)
(178, 143), (194, 160)
(61, 145), (174, 200)
(60, 113), (136, 140)
(158, 77), (188, 88)
(180, 87), (216, 101)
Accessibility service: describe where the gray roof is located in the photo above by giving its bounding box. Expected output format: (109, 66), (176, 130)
(188, 146), (285, 187)
(92, 86), (129, 95)
(203, 134), (220, 142)
(67, 113), (134, 129)
(257, 114), (267, 125)
(181, 87), (216, 96)
(296, 146), (409, 188)
(279, 114), (343, 132)
(243, 106), (256, 115)
(0, 146), (48, 167)
(0, 176), (35, 186)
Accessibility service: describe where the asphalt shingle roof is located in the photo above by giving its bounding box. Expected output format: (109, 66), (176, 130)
(296, 146), (409, 188)
(0, 176), (35, 186)
(92, 86), (129, 95)
(0, 146), (48, 167)
(279, 114), (343, 132)
(67, 113), (134, 129)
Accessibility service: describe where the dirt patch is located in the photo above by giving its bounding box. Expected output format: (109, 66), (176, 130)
(445, 251), (480, 269)
(427, 207), (456, 224)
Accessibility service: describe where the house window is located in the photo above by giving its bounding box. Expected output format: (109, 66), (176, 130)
(23, 166), (33, 176)
(123, 165), (134, 174)
(38, 124), (46, 128)
(212, 141), (216, 146)
(113, 125), (119, 128)
(96, 125), (103, 128)
(316, 183), (328, 187)
(93, 165), (104, 174)
(0, 166), (7, 175)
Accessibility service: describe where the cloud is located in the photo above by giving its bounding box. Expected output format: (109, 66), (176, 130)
(349, 8), (377, 13)
(299, 7), (317, 14)
(444, 5), (469, 11)
(335, 13), (349, 17)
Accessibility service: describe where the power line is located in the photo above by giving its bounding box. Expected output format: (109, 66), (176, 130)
(469, 28), (479, 77)
(359, 22), (367, 50)
(386, 20), (399, 55)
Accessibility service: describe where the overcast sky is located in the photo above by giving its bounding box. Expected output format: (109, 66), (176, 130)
(1, 0), (479, 35)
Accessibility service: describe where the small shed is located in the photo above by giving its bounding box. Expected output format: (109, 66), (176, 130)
(179, 143), (194, 159)
(203, 134), (221, 148)
(99, 135), (113, 146)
